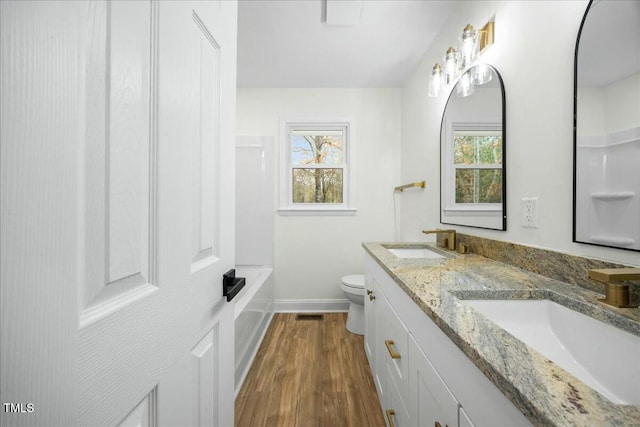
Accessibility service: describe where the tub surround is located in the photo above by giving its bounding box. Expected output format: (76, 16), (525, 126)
(363, 241), (640, 426)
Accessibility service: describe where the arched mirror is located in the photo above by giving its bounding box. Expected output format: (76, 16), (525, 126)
(574, 0), (640, 252)
(440, 64), (506, 230)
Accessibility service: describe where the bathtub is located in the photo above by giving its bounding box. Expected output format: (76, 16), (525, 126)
(234, 266), (274, 396)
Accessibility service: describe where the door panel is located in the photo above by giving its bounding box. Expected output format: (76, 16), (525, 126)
(190, 327), (219, 426)
(105, 0), (152, 287)
(117, 389), (157, 427)
(191, 10), (221, 274)
(80, 0), (157, 327)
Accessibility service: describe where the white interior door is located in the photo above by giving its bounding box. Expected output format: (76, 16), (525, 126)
(0, 1), (238, 426)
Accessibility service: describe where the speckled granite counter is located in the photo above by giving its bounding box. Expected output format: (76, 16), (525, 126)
(363, 242), (640, 427)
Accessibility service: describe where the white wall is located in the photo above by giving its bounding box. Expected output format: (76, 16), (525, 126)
(237, 88), (401, 302)
(400, 0), (639, 267)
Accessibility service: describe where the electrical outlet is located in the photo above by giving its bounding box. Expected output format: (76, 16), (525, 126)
(522, 197), (538, 228)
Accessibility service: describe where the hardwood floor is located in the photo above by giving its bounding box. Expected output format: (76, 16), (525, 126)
(235, 313), (385, 427)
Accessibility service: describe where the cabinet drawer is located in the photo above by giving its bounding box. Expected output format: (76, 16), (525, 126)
(381, 293), (409, 401)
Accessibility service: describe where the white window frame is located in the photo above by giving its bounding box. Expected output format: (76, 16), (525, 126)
(443, 122), (502, 214)
(278, 119), (356, 215)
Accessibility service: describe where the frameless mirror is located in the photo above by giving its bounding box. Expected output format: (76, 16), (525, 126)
(440, 64), (506, 230)
(574, 0), (640, 251)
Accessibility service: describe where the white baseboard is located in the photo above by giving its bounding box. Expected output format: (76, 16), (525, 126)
(274, 298), (349, 313)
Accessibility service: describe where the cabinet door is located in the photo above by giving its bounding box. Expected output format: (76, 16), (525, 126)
(384, 364), (411, 427)
(409, 335), (459, 427)
(459, 407), (476, 427)
(372, 279), (388, 402)
(364, 272), (376, 364)
(381, 293), (410, 402)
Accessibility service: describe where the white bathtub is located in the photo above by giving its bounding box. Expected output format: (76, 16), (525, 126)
(234, 266), (274, 396)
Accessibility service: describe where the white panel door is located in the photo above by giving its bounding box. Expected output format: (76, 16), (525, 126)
(0, 1), (238, 426)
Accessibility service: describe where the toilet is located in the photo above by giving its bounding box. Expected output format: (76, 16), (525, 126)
(340, 274), (365, 335)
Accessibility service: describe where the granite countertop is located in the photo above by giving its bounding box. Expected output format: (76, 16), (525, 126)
(363, 242), (640, 427)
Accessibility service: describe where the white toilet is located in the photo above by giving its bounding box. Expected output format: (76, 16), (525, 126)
(340, 274), (365, 335)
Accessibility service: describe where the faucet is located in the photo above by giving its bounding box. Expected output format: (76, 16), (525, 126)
(422, 228), (456, 251)
(588, 268), (640, 308)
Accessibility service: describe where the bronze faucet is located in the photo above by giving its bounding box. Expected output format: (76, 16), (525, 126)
(588, 268), (640, 308)
(422, 229), (456, 251)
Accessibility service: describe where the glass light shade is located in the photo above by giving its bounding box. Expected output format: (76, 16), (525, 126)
(443, 47), (459, 85)
(458, 25), (478, 69)
(428, 63), (443, 97)
(456, 71), (475, 97)
(471, 63), (493, 85)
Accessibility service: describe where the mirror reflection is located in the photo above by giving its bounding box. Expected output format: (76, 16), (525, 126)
(574, 0), (640, 251)
(440, 64), (506, 230)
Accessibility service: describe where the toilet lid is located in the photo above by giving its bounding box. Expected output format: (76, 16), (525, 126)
(341, 274), (364, 289)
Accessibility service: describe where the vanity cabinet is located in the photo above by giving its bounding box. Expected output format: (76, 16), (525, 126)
(365, 254), (531, 427)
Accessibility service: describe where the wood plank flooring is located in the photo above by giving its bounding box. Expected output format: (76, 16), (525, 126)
(235, 313), (385, 427)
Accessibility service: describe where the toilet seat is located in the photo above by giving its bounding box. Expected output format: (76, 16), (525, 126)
(341, 274), (364, 289)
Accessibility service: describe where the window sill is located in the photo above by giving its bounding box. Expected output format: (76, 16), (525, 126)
(278, 207), (357, 216)
(443, 206), (501, 215)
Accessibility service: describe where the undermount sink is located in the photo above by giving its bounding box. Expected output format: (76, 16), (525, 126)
(463, 298), (640, 405)
(386, 248), (445, 259)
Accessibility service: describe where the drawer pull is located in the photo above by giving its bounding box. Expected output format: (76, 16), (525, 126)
(386, 409), (396, 427)
(367, 289), (373, 295)
(369, 294), (376, 301)
(435, 422), (448, 427)
(385, 340), (401, 359)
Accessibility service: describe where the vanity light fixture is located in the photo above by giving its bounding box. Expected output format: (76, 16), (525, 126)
(428, 20), (495, 98)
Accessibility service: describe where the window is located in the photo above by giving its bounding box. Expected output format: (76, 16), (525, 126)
(453, 129), (503, 204)
(280, 121), (355, 214)
(443, 123), (503, 213)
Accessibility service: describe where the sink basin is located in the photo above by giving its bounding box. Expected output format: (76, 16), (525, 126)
(387, 248), (445, 259)
(463, 299), (640, 405)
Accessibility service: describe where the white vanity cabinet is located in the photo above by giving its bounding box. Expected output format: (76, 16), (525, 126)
(365, 254), (532, 427)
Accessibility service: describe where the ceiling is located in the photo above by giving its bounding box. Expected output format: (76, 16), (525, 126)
(237, 0), (458, 88)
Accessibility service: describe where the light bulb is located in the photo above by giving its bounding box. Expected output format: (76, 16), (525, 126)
(471, 63), (493, 85)
(428, 63), (443, 97)
(459, 24), (478, 69)
(443, 47), (459, 85)
(456, 71), (475, 97)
